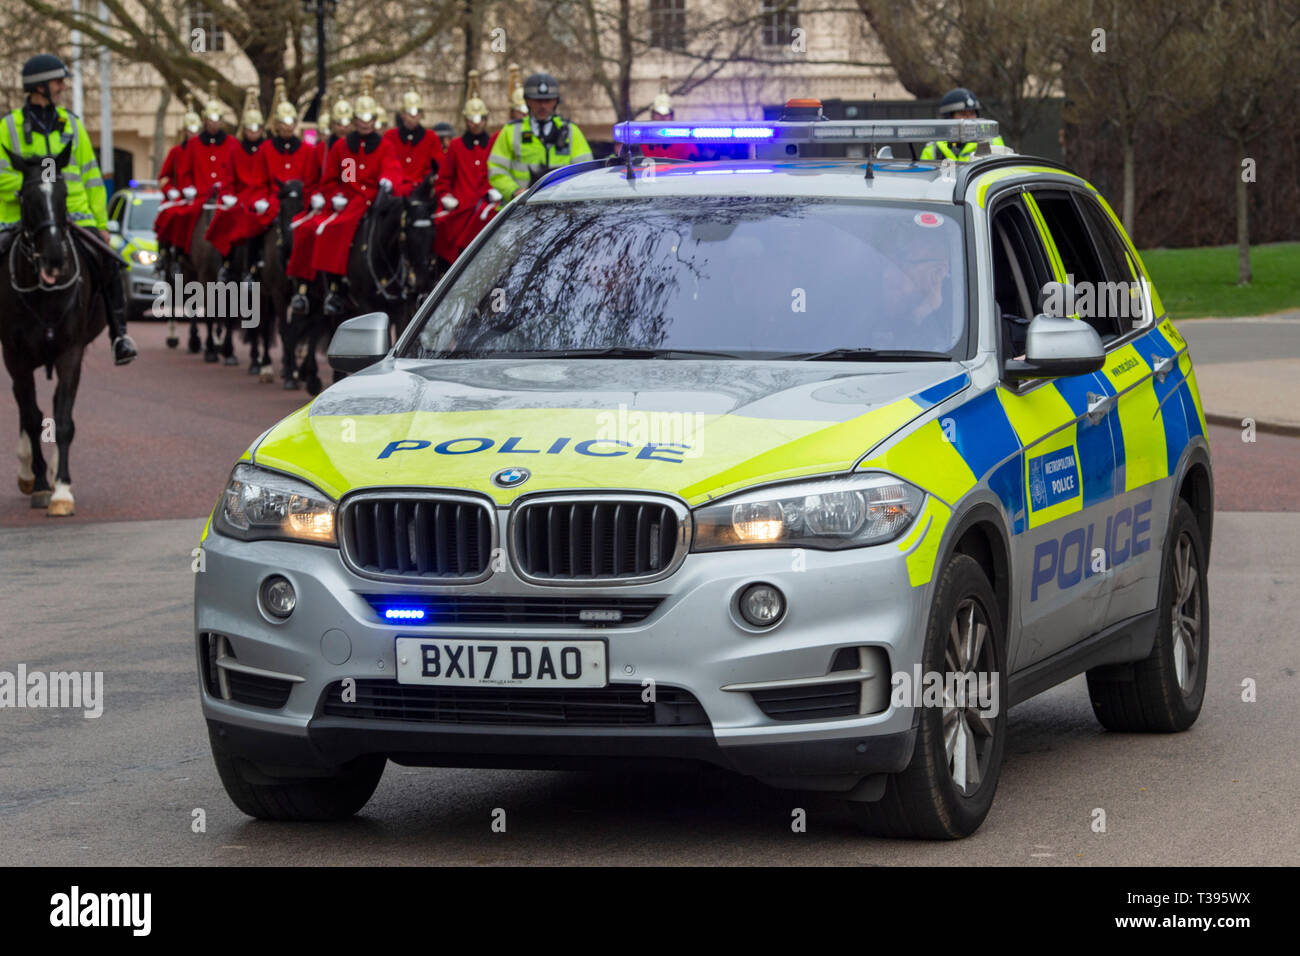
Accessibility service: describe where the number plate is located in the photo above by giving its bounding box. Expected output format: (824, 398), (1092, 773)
(394, 638), (608, 688)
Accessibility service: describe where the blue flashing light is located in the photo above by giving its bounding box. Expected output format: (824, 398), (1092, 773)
(128, 178), (139, 188)
(384, 607), (428, 621)
(657, 127), (691, 138)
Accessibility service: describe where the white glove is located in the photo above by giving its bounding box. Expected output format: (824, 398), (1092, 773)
(440, 195), (459, 210)
(166, 188), (180, 200)
(182, 186), (197, 200)
(253, 199), (269, 214)
(379, 178), (393, 191)
(486, 188), (502, 203)
(221, 194), (237, 207)
(310, 193), (325, 211)
(331, 194), (348, 212)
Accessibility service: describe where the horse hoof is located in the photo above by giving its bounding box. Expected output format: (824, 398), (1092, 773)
(247, 361), (261, 375)
(223, 355), (240, 367)
(166, 337), (180, 349)
(30, 490), (51, 509)
(18, 477), (34, 494)
(282, 377), (300, 390)
(204, 351), (219, 363)
(188, 338), (202, 354)
(47, 498), (75, 517)
(306, 376), (323, 396)
(260, 368), (275, 384)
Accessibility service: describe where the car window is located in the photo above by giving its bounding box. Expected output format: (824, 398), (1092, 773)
(1030, 190), (1122, 342)
(989, 196), (1053, 362)
(108, 195), (124, 223)
(127, 195), (162, 231)
(1076, 195), (1146, 336)
(404, 196), (967, 360)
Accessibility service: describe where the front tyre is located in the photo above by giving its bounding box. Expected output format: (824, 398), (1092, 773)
(210, 728), (386, 821)
(849, 553), (1007, 839)
(1087, 498), (1209, 732)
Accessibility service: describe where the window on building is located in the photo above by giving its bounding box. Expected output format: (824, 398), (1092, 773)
(761, 0), (799, 47)
(186, 4), (226, 53)
(650, 0), (687, 52)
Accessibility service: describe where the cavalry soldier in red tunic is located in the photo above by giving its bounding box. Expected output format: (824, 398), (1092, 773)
(434, 70), (499, 268)
(382, 85), (444, 192)
(287, 87), (352, 315)
(309, 74), (406, 316)
(207, 87), (268, 282)
(153, 98), (199, 264)
(170, 82), (237, 258)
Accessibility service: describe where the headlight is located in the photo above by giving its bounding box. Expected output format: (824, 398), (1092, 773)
(130, 248), (158, 266)
(213, 463), (337, 545)
(692, 473), (924, 552)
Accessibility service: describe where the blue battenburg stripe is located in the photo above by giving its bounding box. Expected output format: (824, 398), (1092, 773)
(1052, 372), (1117, 508)
(988, 456), (1026, 534)
(1135, 329), (1196, 473)
(913, 372), (970, 410)
(946, 389), (1021, 482)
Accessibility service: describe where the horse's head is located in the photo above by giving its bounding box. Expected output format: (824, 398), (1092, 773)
(402, 174), (438, 298)
(5, 142), (72, 286)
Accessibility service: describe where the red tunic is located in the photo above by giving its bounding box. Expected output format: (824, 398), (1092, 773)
(309, 131), (407, 276)
(153, 139), (190, 246)
(382, 124), (444, 190)
(205, 135), (269, 256)
(171, 131), (238, 254)
(286, 135), (346, 281)
(433, 131), (497, 263)
(642, 143), (700, 161)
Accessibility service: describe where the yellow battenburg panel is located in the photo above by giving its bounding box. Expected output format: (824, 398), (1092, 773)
(1182, 362), (1209, 439)
(903, 497), (952, 587)
(860, 418), (976, 505)
(1100, 343), (1168, 491)
(249, 399), (927, 507)
(996, 384), (1080, 529)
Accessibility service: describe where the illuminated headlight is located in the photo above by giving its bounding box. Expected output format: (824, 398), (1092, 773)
(213, 463), (337, 545)
(692, 474), (923, 551)
(130, 249), (158, 266)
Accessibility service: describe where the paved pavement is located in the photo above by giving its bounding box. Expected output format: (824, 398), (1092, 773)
(0, 512), (1295, 865)
(1181, 312), (1300, 432)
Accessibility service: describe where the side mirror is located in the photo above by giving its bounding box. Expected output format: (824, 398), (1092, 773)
(327, 312), (391, 373)
(105, 220), (121, 234)
(1004, 314), (1105, 380)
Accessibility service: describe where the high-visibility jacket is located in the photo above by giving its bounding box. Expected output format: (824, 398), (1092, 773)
(487, 115), (592, 201)
(919, 135), (1007, 163)
(0, 102), (108, 228)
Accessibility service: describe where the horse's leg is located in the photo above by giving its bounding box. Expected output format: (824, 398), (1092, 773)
(46, 345), (84, 517)
(280, 310), (300, 388)
(259, 310), (275, 383)
(11, 367), (50, 504)
(222, 314), (239, 365)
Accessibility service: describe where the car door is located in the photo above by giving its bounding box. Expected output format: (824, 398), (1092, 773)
(988, 188), (1117, 670)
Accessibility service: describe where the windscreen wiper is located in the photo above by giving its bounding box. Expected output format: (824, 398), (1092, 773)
(780, 347), (955, 362)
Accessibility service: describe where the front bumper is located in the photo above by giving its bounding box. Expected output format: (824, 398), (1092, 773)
(195, 519), (933, 791)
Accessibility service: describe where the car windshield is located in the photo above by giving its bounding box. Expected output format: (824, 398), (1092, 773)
(402, 195), (966, 360)
(126, 195), (162, 231)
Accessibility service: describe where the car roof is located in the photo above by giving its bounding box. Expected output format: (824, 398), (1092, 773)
(527, 159), (966, 205)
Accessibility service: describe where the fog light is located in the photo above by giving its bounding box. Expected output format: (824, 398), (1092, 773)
(739, 583), (785, 627)
(260, 575), (297, 619)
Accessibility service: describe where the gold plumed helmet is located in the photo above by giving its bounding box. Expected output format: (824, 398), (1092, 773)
(203, 80), (223, 123)
(240, 86), (264, 134)
(330, 82), (353, 127)
(507, 62), (526, 116)
(182, 95), (201, 134)
(270, 76), (297, 131)
(401, 86), (422, 119)
(463, 69), (487, 121)
(352, 72), (379, 123)
(651, 76), (672, 117)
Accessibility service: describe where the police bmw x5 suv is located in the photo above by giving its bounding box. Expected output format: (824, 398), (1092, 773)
(196, 111), (1212, 838)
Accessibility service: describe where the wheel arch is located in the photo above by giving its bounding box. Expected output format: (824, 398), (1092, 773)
(936, 500), (1014, 646)
(1172, 440), (1214, 561)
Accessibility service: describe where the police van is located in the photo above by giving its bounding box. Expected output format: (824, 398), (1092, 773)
(195, 104), (1212, 838)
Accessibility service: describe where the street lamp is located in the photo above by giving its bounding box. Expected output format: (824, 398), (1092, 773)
(301, 0), (338, 124)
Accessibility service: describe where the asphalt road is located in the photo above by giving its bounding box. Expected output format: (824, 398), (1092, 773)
(0, 318), (1297, 864)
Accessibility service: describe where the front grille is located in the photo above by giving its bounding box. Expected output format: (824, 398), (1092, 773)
(321, 680), (709, 727)
(361, 594), (663, 627)
(513, 497), (685, 581)
(342, 495), (493, 579)
(752, 683), (861, 721)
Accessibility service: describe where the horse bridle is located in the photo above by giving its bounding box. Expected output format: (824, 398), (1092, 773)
(9, 182), (81, 295)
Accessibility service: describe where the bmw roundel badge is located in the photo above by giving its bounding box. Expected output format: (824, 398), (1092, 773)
(492, 467), (531, 488)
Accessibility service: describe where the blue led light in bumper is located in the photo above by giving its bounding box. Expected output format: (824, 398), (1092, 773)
(383, 608), (428, 621)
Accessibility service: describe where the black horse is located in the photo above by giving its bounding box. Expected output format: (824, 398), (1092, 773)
(0, 143), (106, 516)
(272, 181), (333, 394)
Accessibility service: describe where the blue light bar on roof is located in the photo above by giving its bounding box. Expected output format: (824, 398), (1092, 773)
(615, 118), (1000, 146)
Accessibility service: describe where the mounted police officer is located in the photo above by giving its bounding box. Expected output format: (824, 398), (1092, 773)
(487, 72), (592, 202)
(919, 88), (1008, 163)
(0, 54), (137, 364)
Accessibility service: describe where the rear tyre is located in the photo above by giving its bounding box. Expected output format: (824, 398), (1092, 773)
(849, 553), (1007, 839)
(1087, 498), (1208, 732)
(210, 730), (385, 821)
